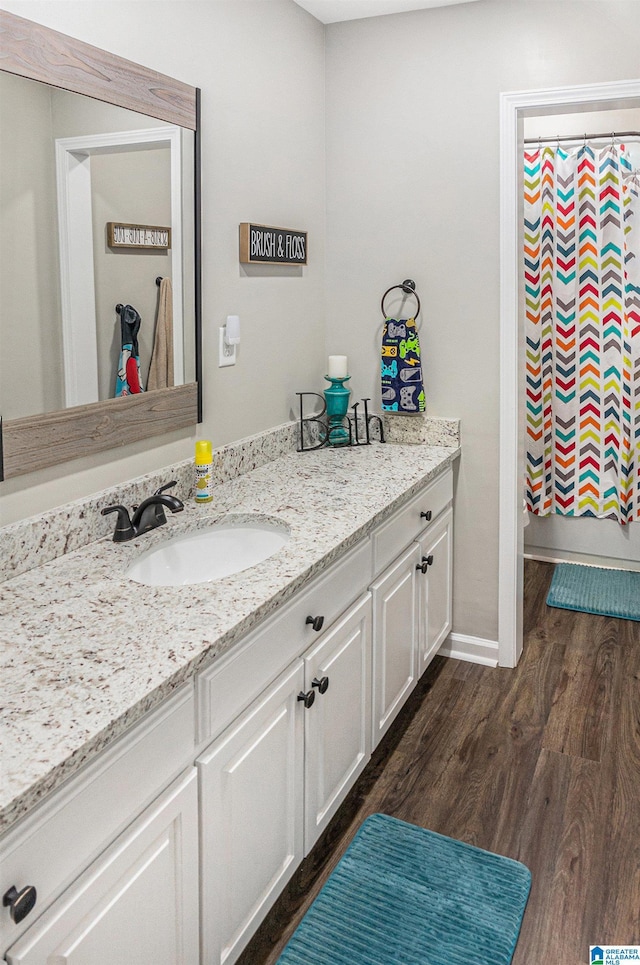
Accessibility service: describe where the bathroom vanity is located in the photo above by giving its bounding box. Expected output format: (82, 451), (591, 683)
(0, 439), (457, 964)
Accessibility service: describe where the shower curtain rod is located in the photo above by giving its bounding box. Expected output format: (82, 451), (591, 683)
(524, 130), (640, 145)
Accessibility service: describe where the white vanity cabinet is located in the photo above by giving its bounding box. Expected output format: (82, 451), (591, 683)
(198, 661), (306, 965)
(195, 462), (453, 965)
(416, 505), (453, 675)
(4, 770), (199, 965)
(370, 468), (453, 749)
(197, 570), (373, 965)
(1, 687), (198, 965)
(370, 542), (421, 748)
(302, 593), (372, 851)
(2, 461), (455, 965)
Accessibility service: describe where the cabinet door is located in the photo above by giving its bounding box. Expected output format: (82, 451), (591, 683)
(303, 594), (372, 853)
(5, 769), (199, 965)
(417, 506), (453, 675)
(198, 661), (305, 965)
(370, 542), (420, 750)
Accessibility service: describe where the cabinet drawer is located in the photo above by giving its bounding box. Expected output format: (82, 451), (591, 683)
(0, 685), (195, 953)
(196, 537), (372, 744)
(372, 468), (452, 576)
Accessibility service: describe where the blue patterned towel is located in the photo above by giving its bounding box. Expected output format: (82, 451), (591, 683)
(381, 317), (425, 413)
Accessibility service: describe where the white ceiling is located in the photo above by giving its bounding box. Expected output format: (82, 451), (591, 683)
(293, 0), (480, 25)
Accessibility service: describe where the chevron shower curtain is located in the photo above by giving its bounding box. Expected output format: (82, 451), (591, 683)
(524, 144), (640, 524)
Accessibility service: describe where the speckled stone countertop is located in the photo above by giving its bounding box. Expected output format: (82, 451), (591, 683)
(0, 442), (458, 836)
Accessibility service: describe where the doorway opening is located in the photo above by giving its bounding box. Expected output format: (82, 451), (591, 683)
(498, 78), (640, 668)
(56, 126), (185, 407)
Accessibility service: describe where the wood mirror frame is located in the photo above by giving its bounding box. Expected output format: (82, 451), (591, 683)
(0, 10), (202, 480)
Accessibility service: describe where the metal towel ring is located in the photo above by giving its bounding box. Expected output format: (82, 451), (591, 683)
(380, 279), (421, 320)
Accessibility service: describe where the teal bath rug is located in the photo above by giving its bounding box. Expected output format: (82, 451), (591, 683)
(547, 563), (640, 622)
(276, 813), (531, 965)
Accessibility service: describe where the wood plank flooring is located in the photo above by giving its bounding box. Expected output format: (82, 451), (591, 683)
(238, 560), (640, 965)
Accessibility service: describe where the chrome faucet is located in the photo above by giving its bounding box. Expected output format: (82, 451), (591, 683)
(101, 481), (184, 542)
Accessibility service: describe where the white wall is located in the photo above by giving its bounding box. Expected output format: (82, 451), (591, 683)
(524, 109), (640, 168)
(525, 514), (640, 571)
(0, 0), (326, 524)
(325, 0), (640, 641)
(0, 72), (64, 419)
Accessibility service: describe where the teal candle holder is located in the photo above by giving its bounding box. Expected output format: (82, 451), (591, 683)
(324, 375), (351, 446)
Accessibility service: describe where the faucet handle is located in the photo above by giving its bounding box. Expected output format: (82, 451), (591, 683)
(154, 480), (178, 497)
(101, 505), (135, 542)
(151, 481), (183, 525)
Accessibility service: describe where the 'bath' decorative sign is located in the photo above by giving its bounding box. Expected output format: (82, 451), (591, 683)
(107, 223), (171, 249)
(239, 223), (307, 266)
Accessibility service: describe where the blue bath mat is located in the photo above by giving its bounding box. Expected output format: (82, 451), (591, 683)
(547, 563), (640, 621)
(276, 813), (531, 965)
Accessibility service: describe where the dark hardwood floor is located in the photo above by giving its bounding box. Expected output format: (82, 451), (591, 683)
(238, 560), (640, 965)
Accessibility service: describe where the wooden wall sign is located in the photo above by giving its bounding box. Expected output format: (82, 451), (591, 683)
(107, 223), (172, 249)
(239, 223), (307, 266)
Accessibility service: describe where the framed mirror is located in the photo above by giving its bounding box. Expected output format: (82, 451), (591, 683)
(0, 10), (202, 480)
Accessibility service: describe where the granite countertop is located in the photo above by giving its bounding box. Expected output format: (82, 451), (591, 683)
(0, 442), (458, 836)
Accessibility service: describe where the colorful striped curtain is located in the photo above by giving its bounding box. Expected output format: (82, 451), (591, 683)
(524, 144), (640, 524)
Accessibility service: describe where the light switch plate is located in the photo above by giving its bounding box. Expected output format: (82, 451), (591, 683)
(219, 327), (236, 367)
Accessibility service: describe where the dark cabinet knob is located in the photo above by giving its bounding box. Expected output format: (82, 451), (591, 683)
(420, 510), (432, 521)
(416, 555), (434, 574)
(297, 690), (316, 709)
(311, 676), (329, 695)
(3, 884), (37, 924)
(305, 615), (325, 632)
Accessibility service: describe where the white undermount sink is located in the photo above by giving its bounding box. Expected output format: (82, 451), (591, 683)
(126, 517), (290, 587)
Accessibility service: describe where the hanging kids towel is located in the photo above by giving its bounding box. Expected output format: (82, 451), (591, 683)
(148, 277), (174, 391)
(115, 303), (144, 396)
(381, 316), (425, 413)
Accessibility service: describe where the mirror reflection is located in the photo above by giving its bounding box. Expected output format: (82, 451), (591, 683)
(0, 72), (195, 421)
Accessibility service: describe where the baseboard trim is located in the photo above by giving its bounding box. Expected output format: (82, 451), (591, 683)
(439, 632), (499, 667)
(524, 549), (640, 573)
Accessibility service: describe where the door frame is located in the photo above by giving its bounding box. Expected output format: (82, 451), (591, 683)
(55, 126), (184, 407)
(498, 77), (640, 668)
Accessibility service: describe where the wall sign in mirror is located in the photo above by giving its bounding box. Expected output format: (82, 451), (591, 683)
(108, 223), (172, 249)
(239, 222), (307, 266)
(0, 10), (202, 481)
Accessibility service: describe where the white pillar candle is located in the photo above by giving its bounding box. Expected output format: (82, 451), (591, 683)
(327, 355), (348, 379)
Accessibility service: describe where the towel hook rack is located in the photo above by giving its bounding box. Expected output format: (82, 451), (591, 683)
(156, 276), (163, 286)
(381, 279), (421, 320)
